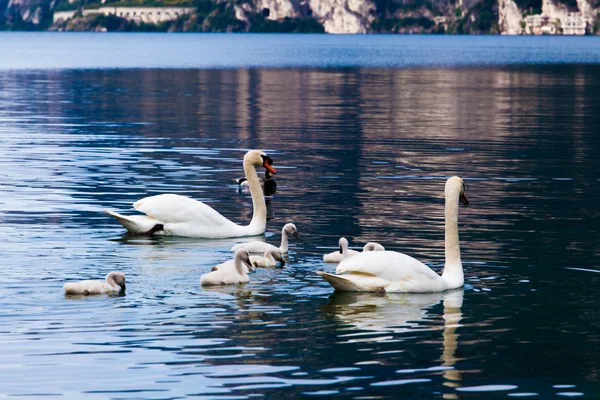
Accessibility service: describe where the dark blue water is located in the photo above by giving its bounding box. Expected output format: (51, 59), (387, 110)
(0, 33), (599, 399)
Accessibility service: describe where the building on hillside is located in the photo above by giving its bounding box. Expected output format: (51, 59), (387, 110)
(562, 12), (586, 35)
(524, 11), (587, 35)
(524, 14), (548, 34)
(53, 6), (195, 24)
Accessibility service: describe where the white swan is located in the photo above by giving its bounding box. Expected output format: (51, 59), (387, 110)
(201, 249), (253, 286)
(105, 150), (276, 238)
(250, 248), (285, 268)
(363, 242), (385, 252)
(231, 223), (298, 254)
(64, 272), (126, 295)
(317, 176), (469, 293)
(322, 237), (360, 263)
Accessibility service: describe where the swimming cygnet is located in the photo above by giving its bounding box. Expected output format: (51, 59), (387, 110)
(64, 272), (126, 295)
(201, 249), (253, 286)
(231, 223), (299, 254)
(250, 248), (285, 268)
(323, 237), (360, 263)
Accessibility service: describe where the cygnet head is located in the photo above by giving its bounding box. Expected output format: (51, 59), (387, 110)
(268, 248), (285, 265)
(283, 223), (299, 239)
(244, 150), (276, 175)
(107, 272), (126, 291)
(363, 242), (385, 252)
(338, 237), (349, 254)
(446, 176), (469, 205)
(235, 249), (253, 271)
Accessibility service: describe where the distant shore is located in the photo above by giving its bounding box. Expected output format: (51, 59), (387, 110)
(2, 0), (600, 35)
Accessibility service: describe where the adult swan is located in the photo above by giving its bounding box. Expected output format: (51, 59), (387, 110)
(105, 150), (276, 238)
(317, 176), (469, 293)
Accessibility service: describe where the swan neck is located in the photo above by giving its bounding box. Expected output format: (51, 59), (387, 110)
(243, 160), (267, 232)
(341, 241), (348, 257)
(106, 274), (118, 288)
(234, 253), (248, 276)
(442, 189), (463, 288)
(280, 228), (289, 253)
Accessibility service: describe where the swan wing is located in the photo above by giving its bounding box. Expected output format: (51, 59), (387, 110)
(211, 259), (235, 272)
(134, 194), (235, 227)
(336, 251), (441, 284)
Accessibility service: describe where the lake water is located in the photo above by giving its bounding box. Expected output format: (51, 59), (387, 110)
(1, 33), (600, 399)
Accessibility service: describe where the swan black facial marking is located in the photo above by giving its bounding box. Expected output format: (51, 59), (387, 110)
(261, 155), (273, 166)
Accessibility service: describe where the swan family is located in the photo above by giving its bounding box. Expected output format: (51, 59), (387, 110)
(68, 150), (470, 295)
(317, 177), (468, 293)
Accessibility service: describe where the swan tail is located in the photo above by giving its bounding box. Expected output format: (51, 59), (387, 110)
(104, 209), (162, 234)
(317, 271), (389, 292)
(317, 271), (365, 291)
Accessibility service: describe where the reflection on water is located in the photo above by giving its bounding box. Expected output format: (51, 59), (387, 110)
(0, 65), (599, 398)
(323, 290), (465, 397)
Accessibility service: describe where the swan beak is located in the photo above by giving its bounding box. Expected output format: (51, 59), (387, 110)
(459, 193), (469, 205)
(262, 156), (276, 175)
(292, 232), (300, 240)
(263, 161), (276, 175)
(279, 258), (286, 266)
(243, 259), (253, 269)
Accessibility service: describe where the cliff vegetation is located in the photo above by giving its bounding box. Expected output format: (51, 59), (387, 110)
(1, 0), (599, 33)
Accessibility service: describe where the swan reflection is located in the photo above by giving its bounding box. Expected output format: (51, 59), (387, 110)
(323, 289), (464, 396)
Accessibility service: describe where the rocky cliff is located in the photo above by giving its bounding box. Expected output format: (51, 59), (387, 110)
(498, 0), (522, 34)
(1, 0), (54, 28)
(2, 0), (599, 33)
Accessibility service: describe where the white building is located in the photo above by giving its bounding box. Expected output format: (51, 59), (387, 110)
(524, 11), (587, 35)
(53, 6), (195, 24)
(562, 12), (586, 35)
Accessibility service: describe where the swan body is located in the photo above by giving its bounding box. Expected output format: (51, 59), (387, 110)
(64, 272), (126, 295)
(250, 248), (285, 268)
(231, 223), (298, 254)
(201, 249), (253, 286)
(105, 150), (276, 238)
(323, 237), (360, 263)
(317, 176), (469, 293)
